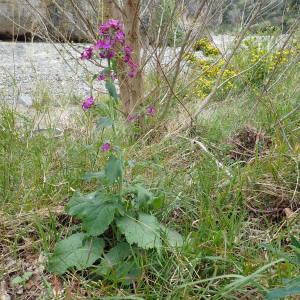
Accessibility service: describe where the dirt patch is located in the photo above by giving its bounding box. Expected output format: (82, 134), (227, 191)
(244, 174), (297, 221)
(228, 125), (272, 163)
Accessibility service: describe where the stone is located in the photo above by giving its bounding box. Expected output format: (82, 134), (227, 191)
(0, 0), (44, 39)
(0, 0), (100, 41)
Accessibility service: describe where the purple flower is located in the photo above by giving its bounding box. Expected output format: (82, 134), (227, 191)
(81, 47), (93, 60)
(127, 114), (139, 122)
(101, 143), (111, 152)
(146, 105), (156, 116)
(97, 73), (106, 81)
(124, 45), (133, 55)
(106, 49), (115, 59)
(99, 24), (110, 35)
(82, 96), (94, 110)
(95, 38), (113, 50)
(123, 46), (133, 62)
(108, 19), (123, 30)
(124, 55), (131, 63)
(115, 30), (125, 44)
(128, 69), (138, 78)
(99, 49), (115, 59)
(82, 20), (139, 81)
(126, 59), (138, 78)
(99, 19), (123, 35)
(128, 64), (138, 78)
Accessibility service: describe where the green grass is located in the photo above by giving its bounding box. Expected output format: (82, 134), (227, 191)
(0, 52), (299, 299)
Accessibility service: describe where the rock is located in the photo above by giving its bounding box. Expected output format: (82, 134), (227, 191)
(0, 0), (99, 41)
(0, 0), (44, 39)
(18, 94), (33, 107)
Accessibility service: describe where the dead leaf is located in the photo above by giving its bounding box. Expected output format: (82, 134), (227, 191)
(284, 207), (295, 219)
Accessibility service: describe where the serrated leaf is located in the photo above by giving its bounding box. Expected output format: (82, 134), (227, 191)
(105, 80), (118, 101)
(97, 117), (113, 130)
(67, 191), (105, 216)
(116, 213), (161, 250)
(96, 242), (132, 276)
(48, 233), (104, 274)
(105, 155), (122, 184)
(161, 226), (183, 248)
(67, 192), (117, 236)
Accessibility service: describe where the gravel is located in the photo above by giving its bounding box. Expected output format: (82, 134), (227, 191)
(0, 35), (236, 107)
(0, 42), (105, 106)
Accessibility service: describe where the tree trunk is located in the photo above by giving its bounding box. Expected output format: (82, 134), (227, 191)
(122, 0), (143, 115)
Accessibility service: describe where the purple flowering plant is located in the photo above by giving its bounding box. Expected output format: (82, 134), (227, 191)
(80, 19), (157, 128)
(81, 19), (138, 101)
(48, 20), (182, 279)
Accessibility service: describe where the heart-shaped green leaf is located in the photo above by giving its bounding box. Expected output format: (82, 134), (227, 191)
(67, 192), (118, 236)
(48, 233), (104, 274)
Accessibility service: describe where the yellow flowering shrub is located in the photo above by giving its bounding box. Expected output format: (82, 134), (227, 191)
(184, 37), (298, 100)
(193, 38), (220, 56)
(184, 53), (237, 99)
(234, 37), (298, 86)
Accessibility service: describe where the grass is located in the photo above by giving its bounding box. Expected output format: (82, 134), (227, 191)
(0, 48), (300, 299)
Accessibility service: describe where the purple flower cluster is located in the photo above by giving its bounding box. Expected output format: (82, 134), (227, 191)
(101, 142), (111, 152)
(81, 46), (93, 60)
(82, 96), (94, 110)
(80, 19), (138, 79)
(146, 105), (156, 116)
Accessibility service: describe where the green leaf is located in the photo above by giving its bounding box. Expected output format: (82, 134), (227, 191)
(114, 260), (141, 285)
(150, 196), (164, 209)
(67, 191), (104, 216)
(291, 237), (300, 265)
(291, 236), (300, 249)
(48, 233), (104, 274)
(161, 226), (183, 248)
(105, 80), (118, 101)
(67, 192), (117, 236)
(266, 276), (300, 299)
(105, 155), (122, 184)
(116, 213), (161, 250)
(96, 242), (132, 276)
(135, 185), (153, 208)
(92, 73), (98, 80)
(96, 117), (113, 130)
(123, 184), (153, 208)
(111, 59), (117, 73)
